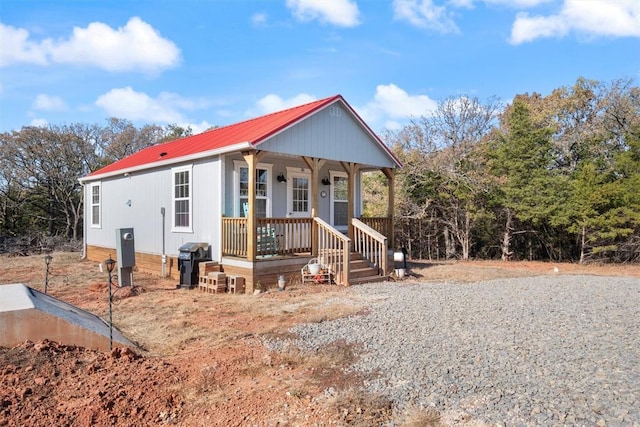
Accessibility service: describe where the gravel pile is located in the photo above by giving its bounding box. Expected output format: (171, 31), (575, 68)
(267, 275), (640, 426)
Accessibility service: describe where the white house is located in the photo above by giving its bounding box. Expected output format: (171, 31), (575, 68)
(79, 95), (401, 292)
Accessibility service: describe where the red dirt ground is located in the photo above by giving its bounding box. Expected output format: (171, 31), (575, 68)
(1, 254), (639, 426)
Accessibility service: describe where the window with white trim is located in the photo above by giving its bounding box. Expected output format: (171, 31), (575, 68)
(234, 161), (272, 218)
(172, 166), (192, 231)
(90, 182), (101, 228)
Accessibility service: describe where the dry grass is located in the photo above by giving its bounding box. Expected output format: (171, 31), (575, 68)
(394, 405), (443, 427)
(4, 252), (638, 426)
(325, 386), (394, 426)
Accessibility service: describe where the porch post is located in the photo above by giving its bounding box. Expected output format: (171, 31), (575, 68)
(242, 151), (260, 261)
(341, 162), (359, 249)
(382, 167), (395, 249)
(303, 157), (325, 257)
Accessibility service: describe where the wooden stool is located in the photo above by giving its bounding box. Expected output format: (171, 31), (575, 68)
(206, 272), (226, 293)
(227, 275), (245, 294)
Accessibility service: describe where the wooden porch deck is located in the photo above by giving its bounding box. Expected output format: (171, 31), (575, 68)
(221, 216), (393, 291)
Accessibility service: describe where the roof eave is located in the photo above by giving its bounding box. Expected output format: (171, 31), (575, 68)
(79, 141), (253, 183)
(337, 99), (403, 169)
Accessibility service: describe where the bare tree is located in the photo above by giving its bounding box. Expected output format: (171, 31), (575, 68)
(396, 96), (500, 260)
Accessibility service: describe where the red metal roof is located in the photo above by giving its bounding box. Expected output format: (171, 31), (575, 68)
(84, 94), (400, 179)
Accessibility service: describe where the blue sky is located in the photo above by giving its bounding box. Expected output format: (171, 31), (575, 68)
(1, 0), (639, 135)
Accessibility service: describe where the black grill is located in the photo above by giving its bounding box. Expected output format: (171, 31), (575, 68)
(177, 242), (211, 289)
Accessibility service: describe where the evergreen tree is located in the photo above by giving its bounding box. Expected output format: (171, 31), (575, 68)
(489, 98), (566, 260)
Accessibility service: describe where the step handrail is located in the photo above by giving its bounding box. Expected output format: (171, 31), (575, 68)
(352, 218), (389, 276)
(314, 217), (351, 285)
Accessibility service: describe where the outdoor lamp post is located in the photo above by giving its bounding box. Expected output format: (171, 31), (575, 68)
(44, 255), (53, 293)
(104, 256), (116, 350)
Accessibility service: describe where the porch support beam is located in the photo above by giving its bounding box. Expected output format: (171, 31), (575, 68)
(242, 150), (264, 262)
(382, 167), (395, 249)
(341, 161), (360, 248)
(302, 156), (325, 256)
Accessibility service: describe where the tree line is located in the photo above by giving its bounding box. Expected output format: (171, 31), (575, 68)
(2, 77), (638, 263)
(373, 77), (640, 263)
(0, 119), (192, 248)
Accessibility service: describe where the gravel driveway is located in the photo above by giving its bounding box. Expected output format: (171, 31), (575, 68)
(270, 275), (640, 426)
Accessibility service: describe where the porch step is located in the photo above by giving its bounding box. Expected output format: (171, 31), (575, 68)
(348, 252), (387, 284)
(350, 266), (380, 279)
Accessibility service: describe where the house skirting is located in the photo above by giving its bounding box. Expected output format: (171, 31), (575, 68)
(221, 256), (313, 294)
(86, 245), (315, 294)
(86, 245), (179, 280)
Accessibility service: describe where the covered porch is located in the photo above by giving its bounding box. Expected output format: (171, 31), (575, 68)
(220, 150), (396, 292)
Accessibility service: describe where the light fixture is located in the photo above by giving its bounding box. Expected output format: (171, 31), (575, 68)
(277, 172), (287, 183)
(104, 256), (116, 274)
(321, 177), (331, 186)
(44, 255), (53, 294)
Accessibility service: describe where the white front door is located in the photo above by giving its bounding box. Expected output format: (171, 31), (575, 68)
(330, 171), (348, 232)
(286, 170), (311, 217)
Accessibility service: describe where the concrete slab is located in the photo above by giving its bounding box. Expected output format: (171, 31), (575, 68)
(1, 283), (137, 351)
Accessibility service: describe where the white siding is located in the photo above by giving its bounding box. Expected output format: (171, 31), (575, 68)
(256, 103), (395, 169)
(85, 157), (222, 259)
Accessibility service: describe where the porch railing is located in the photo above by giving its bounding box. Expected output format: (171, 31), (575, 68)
(352, 218), (389, 276)
(222, 217), (247, 257)
(221, 216), (388, 285)
(221, 217), (312, 258)
(315, 217), (351, 286)
(359, 217), (393, 247)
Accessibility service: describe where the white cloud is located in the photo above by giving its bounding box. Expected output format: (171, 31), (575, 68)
(393, 0), (460, 33)
(251, 13), (268, 27)
(447, 0), (474, 8)
(510, 12), (567, 43)
(449, 0), (553, 8)
(32, 94), (67, 111)
(0, 24), (48, 66)
(180, 120), (215, 135)
(29, 118), (48, 127)
(253, 93), (317, 115)
(483, 0), (552, 7)
(286, 0), (361, 27)
(510, 0), (640, 44)
(95, 87), (209, 123)
(0, 17), (181, 72)
(359, 84), (438, 126)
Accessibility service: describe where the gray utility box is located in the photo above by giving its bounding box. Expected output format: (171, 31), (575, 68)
(178, 242), (211, 289)
(116, 228), (135, 287)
